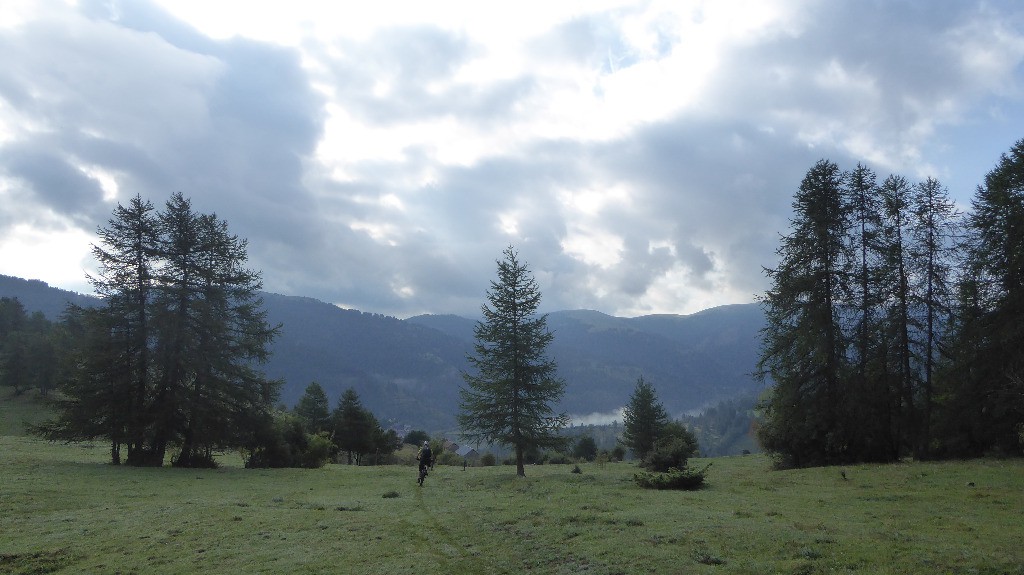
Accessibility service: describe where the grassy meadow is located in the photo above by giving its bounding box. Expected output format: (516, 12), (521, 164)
(1, 391), (1023, 574)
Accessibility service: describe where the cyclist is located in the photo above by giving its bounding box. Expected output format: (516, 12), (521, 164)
(416, 441), (433, 486)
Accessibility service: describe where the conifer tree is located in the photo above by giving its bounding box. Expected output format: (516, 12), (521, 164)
(757, 159), (852, 467)
(620, 376), (670, 461)
(35, 193), (279, 466)
(90, 194), (159, 464)
(332, 387), (376, 465)
(877, 174), (918, 456)
(908, 177), (960, 454)
(943, 140), (1024, 454)
(844, 163), (893, 459)
(295, 382), (331, 434)
(458, 247), (568, 477)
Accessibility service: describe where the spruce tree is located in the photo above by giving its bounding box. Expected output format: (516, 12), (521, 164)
(620, 376), (670, 461)
(332, 387), (376, 465)
(295, 382), (331, 434)
(458, 247), (568, 477)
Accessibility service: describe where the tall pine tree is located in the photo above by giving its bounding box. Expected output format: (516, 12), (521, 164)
(757, 159), (852, 467)
(942, 140), (1024, 455)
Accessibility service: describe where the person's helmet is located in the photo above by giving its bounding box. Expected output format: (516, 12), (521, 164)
(424, 441), (430, 446)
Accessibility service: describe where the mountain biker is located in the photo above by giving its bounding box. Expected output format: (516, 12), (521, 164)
(416, 441), (433, 485)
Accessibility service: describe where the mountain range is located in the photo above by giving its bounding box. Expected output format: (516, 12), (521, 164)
(1, 274), (766, 431)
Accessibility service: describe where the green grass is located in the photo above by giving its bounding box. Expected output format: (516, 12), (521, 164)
(0, 388), (53, 436)
(1, 435), (1022, 574)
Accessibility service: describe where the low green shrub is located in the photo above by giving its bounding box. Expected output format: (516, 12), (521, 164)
(633, 464), (711, 490)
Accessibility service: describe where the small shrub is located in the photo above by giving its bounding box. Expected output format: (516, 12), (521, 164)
(571, 464), (582, 474)
(693, 550), (725, 565)
(633, 464), (711, 490)
(479, 452), (496, 466)
(435, 451), (461, 466)
(382, 491), (400, 499)
(644, 424), (698, 472)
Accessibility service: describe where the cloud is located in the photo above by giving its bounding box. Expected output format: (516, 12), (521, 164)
(1, 0), (1023, 318)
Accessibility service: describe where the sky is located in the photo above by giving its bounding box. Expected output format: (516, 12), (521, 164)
(1, 0), (1022, 319)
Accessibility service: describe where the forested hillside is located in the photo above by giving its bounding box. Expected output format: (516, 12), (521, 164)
(2, 275), (765, 431)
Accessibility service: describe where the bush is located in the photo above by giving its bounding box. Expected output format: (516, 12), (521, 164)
(245, 412), (331, 469)
(435, 450), (462, 466)
(479, 452), (496, 466)
(633, 464), (711, 490)
(299, 432), (333, 469)
(644, 423), (699, 472)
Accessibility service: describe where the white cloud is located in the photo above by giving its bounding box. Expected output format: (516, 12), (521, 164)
(2, 0), (1023, 319)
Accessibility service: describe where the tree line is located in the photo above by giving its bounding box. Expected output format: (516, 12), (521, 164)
(0, 297), (61, 398)
(758, 140), (1024, 467)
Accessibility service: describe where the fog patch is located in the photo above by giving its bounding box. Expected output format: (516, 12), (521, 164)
(570, 407), (624, 427)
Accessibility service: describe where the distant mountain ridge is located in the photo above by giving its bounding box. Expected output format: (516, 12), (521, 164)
(1, 274), (766, 431)
(0, 275), (98, 319)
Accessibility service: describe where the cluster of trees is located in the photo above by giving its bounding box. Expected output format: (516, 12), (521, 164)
(621, 376), (699, 472)
(0, 298), (61, 397)
(246, 383), (401, 468)
(759, 140), (1024, 467)
(33, 194), (280, 468)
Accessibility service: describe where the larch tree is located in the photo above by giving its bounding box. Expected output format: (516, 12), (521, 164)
(757, 159), (852, 467)
(458, 246), (568, 477)
(877, 174), (918, 456)
(943, 140), (1024, 455)
(843, 163), (893, 459)
(908, 177), (960, 454)
(35, 193), (279, 467)
(91, 194), (159, 465)
(153, 193), (279, 467)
